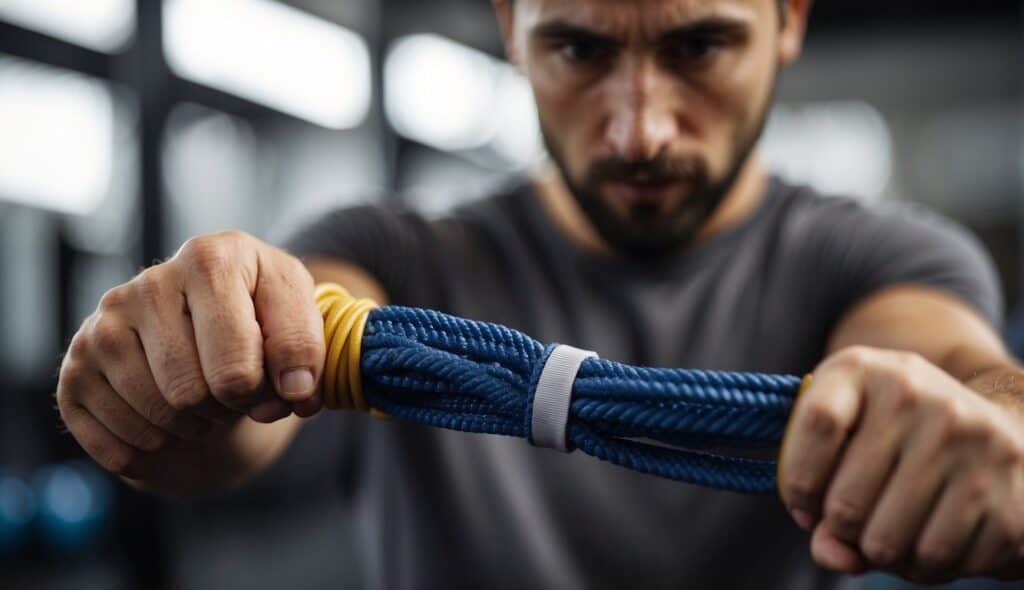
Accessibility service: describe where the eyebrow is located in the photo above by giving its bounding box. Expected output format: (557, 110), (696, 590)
(530, 16), (750, 45)
(531, 21), (618, 45)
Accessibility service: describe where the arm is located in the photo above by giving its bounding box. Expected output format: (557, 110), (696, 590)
(57, 231), (388, 498)
(141, 257), (388, 496)
(135, 257), (389, 495)
(828, 285), (1024, 421)
(778, 284), (1024, 583)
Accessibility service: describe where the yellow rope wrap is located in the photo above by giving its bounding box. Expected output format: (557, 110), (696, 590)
(775, 373), (814, 492)
(315, 283), (381, 415)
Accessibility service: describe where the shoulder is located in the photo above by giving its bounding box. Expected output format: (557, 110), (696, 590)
(772, 178), (1003, 327)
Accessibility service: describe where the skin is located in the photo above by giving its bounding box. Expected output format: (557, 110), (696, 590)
(55, 0), (1024, 583)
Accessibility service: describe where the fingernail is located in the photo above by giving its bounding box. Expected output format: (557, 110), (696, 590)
(791, 508), (815, 531)
(280, 368), (314, 396)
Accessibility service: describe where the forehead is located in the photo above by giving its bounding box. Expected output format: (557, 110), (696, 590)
(519, 0), (763, 38)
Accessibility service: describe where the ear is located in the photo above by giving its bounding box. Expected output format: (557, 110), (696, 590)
(778, 0), (813, 67)
(492, 0), (520, 69)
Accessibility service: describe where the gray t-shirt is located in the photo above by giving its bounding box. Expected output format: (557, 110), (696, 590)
(283, 177), (1002, 590)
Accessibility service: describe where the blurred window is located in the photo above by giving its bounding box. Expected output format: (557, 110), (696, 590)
(163, 0), (371, 129)
(761, 100), (893, 202)
(0, 0), (135, 52)
(385, 34), (543, 168)
(0, 56), (116, 216)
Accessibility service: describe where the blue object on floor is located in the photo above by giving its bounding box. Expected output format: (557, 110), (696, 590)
(33, 461), (113, 552)
(0, 469), (36, 555)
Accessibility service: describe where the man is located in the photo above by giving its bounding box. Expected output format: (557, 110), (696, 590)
(56, 0), (1024, 588)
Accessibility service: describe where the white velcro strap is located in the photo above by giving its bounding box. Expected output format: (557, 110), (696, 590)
(531, 345), (597, 452)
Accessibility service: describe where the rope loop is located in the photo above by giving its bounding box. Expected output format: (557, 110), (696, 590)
(313, 283), (809, 494)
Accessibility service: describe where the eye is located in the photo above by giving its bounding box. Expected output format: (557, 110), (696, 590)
(663, 35), (724, 63)
(558, 39), (612, 63)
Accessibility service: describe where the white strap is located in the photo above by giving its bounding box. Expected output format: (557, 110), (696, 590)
(531, 345), (597, 452)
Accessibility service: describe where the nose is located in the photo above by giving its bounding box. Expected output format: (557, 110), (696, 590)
(604, 58), (679, 162)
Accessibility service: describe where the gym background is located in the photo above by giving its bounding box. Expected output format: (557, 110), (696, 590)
(0, 1), (1021, 589)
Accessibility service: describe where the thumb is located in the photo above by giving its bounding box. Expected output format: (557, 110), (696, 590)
(253, 250), (326, 405)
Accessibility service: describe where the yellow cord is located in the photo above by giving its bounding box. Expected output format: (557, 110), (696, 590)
(776, 373), (813, 494)
(315, 283), (383, 416)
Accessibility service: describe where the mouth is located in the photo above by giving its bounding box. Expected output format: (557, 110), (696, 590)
(606, 179), (678, 206)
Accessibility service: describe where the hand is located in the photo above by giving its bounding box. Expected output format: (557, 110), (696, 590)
(778, 346), (1024, 584)
(56, 231), (325, 481)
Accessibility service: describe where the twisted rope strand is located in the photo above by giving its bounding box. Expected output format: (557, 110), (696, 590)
(315, 283), (805, 495)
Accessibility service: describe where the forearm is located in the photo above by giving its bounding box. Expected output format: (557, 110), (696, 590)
(962, 363), (1024, 426)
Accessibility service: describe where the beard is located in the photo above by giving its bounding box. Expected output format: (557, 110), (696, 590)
(541, 101), (771, 261)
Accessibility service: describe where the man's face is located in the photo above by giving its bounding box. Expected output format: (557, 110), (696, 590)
(503, 0), (805, 257)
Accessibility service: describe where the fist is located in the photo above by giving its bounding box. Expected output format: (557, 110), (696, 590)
(56, 231), (326, 478)
(778, 346), (1024, 583)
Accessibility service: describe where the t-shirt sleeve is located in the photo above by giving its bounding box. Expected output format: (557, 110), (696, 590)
(797, 196), (1004, 329)
(276, 204), (440, 306)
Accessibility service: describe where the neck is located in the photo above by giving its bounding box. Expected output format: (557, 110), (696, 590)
(534, 153), (770, 257)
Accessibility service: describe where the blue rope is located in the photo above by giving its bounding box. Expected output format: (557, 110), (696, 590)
(359, 305), (800, 494)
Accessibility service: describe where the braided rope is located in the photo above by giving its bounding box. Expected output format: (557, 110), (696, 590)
(316, 283), (807, 494)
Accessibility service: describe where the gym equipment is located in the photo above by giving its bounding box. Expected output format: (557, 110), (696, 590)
(0, 469), (35, 556)
(316, 283), (809, 494)
(33, 461), (112, 552)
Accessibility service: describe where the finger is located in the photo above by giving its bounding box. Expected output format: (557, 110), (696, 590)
(131, 266), (225, 414)
(248, 398), (291, 423)
(77, 370), (169, 453)
(822, 392), (903, 544)
(914, 470), (988, 574)
(178, 236), (266, 411)
(963, 514), (1017, 576)
(58, 397), (154, 479)
(91, 323), (210, 440)
(811, 522), (867, 574)
(253, 253), (324, 403)
(778, 354), (865, 523)
(860, 438), (950, 569)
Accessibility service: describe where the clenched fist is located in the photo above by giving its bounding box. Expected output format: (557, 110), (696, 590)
(779, 346), (1024, 583)
(56, 231), (326, 488)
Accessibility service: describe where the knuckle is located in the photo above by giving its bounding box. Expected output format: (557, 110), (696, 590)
(916, 541), (956, 570)
(98, 444), (136, 475)
(66, 329), (91, 359)
(782, 476), (817, 508)
(207, 361), (263, 400)
(825, 496), (866, 537)
(133, 267), (165, 307)
(98, 284), (130, 311)
(889, 370), (922, 399)
(56, 396), (85, 426)
(270, 329), (322, 361)
(964, 471), (992, 504)
(142, 395), (177, 428)
(895, 350), (925, 370)
(180, 235), (233, 280)
(862, 535), (899, 566)
(163, 372), (208, 410)
(90, 315), (126, 358)
(832, 346), (872, 370)
(57, 361), (88, 393)
(801, 402), (842, 439)
(888, 383), (920, 415)
(214, 229), (250, 244)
